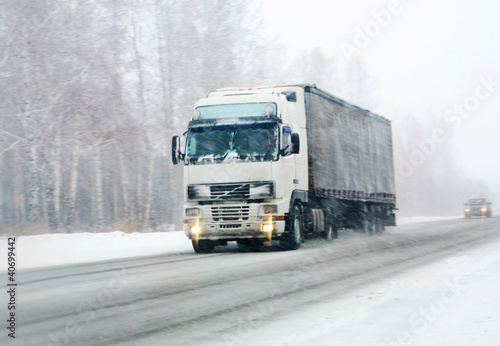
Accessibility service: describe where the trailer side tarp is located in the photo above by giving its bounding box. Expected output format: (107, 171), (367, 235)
(306, 87), (395, 203)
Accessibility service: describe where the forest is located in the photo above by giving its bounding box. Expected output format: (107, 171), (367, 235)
(0, 1), (491, 235)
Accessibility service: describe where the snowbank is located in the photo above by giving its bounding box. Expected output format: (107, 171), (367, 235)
(0, 231), (192, 271)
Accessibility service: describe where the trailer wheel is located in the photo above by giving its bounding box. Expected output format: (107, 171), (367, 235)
(323, 215), (338, 241)
(373, 207), (384, 234)
(373, 216), (383, 234)
(359, 208), (375, 236)
(192, 239), (214, 253)
(280, 205), (303, 250)
(361, 218), (373, 235)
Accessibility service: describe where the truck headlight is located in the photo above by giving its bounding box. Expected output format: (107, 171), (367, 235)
(261, 205), (277, 215)
(186, 208), (200, 217)
(464, 208), (470, 212)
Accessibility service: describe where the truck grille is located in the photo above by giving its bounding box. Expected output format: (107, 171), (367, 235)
(187, 182), (274, 201)
(211, 206), (250, 221)
(210, 184), (250, 200)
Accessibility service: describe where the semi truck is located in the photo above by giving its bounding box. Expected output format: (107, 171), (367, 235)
(172, 84), (396, 253)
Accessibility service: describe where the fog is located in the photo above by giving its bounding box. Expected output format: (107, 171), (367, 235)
(1, 0), (498, 234)
(259, 0), (500, 216)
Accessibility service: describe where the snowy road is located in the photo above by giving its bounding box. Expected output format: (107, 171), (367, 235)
(4, 217), (500, 345)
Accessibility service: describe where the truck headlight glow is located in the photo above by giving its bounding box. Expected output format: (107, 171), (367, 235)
(190, 225), (201, 234)
(464, 208), (470, 212)
(261, 223), (274, 232)
(481, 207), (487, 212)
(261, 222), (275, 244)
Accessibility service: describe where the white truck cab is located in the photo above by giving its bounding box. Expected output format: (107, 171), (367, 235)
(173, 86), (306, 252)
(173, 85), (396, 253)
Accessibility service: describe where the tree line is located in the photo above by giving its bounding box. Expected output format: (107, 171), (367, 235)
(0, 0), (275, 234)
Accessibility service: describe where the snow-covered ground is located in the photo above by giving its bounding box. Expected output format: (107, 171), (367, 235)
(1, 230), (192, 271)
(244, 234), (500, 346)
(1, 216), (499, 345)
(395, 215), (463, 225)
(1, 216), (462, 271)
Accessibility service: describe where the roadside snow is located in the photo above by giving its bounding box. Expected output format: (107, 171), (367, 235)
(1, 217), (499, 345)
(0, 216), (472, 271)
(0, 231), (192, 271)
(396, 215), (463, 225)
(241, 236), (500, 346)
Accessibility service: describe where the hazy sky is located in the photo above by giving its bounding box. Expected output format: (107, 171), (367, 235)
(259, 0), (500, 197)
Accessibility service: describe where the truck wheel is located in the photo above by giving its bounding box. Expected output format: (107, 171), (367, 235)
(280, 205), (303, 250)
(373, 208), (384, 234)
(362, 219), (372, 235)
(192, 239), (214, 253)
(373, 217), (383, 234)
(323, 216), (338, 241)
(360, 210), (374, 235)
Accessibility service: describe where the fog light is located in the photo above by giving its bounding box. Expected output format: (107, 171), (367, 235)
(261, 223), (274, 232)
(190, 225), (201, 234)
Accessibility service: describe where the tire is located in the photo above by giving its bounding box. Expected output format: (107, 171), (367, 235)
(359, 208), (374, 236)
(323, 216), (338, 241)
(362, 218), (373, 235)
(192, 239), (214, 253)
(373, 208), (384, 234)
(280, 205), (303, 250)
(373, 216), (383, 234)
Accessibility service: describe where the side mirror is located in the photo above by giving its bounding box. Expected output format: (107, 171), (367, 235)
(280, 126), (300, 156)
(172, 135), (182, 165)
(281, 126), (292, 157)
(291, 133), (300, 154)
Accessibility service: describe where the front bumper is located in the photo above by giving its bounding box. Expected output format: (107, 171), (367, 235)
(184, 204), (286, 241)
(464, 208), (490, 217)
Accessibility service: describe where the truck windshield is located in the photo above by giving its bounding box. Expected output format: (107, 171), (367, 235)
(186, 123), (278, 165)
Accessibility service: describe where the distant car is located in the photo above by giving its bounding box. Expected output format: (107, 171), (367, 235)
(464, 198), (492, 218)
